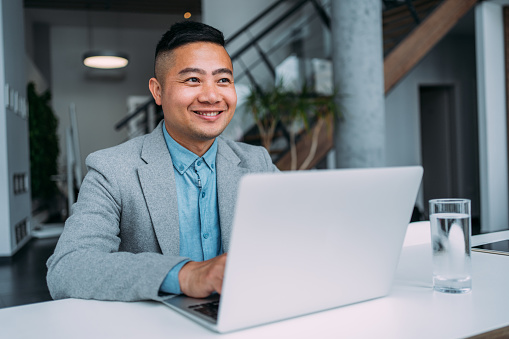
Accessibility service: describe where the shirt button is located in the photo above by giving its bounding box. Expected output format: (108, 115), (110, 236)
(179, 165), (184, 171)
(203, 233), (209, 239)
(211, 164), (214, 169)
(202, 192), (205, 198)
(197, 160), (202, 166)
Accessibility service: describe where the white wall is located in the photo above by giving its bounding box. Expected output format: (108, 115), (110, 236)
(202, 0), (275, 37)
(385, 33), (478, 213)
(0, 0), (31, 256)
(22, 8), (189, 176)
(26, 56), (48, 93)
(0, 0), (7, 254)
(475, 1), (509, 232)
(50, 25), (167, 175)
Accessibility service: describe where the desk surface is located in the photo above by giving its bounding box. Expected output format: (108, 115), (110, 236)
(1, 224), (509, 339)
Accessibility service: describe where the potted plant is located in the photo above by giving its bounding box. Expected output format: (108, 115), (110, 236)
(246, 83), (338, 170)
(28, 82), (60, 205)
(245, 84), (284, 152)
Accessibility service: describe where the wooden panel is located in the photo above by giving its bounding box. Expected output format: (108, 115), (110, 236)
(384, 16), (419, 32)
(383, 2), (440, 32)
(384, 0), (479, 93)
(280, 0), (477, 170)
(384, 25), (415, 41)
(467, 325), (509, 339)
(276, 117), (334, 171)
(384, 41), (398, 53)
(383, 0), (436, 21)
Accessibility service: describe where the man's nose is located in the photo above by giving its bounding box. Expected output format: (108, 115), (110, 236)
(198, 82), (221, 104)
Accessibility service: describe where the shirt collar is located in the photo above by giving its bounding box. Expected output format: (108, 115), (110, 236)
(162, 123), (217, 174)
(201, 139), (217, 172)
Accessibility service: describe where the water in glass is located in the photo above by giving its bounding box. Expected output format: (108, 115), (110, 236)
(430, 212), (472, 293)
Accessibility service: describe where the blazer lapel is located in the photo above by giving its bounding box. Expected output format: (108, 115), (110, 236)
(138, 123), (180, 256)
(216, 138), (249, 252)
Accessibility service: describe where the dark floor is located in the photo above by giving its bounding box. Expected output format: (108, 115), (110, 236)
(0, 237), (58, 309)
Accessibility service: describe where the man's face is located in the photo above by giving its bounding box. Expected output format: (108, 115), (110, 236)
(149, 42), (237, 155)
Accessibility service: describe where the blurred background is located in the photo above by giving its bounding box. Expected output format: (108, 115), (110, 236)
(0, 0), (507, 307)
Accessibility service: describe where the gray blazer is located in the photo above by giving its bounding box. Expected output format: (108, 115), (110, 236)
(47, 122), (278, 302)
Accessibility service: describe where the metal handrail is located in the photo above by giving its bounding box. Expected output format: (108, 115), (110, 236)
(234, 6), (324, 84)
(114, 0), (332, 132)
(115, 98), (155, 131)
(225, 0), (287, 45)
(228, 0), (331, 91)
(230, 0), (309, 61)
(309, 0), (331, 29)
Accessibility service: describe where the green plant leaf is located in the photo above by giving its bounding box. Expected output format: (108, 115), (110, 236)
(28, 82), (60, 200)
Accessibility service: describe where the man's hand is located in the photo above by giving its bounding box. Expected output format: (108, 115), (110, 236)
(179, 253), (227, 298)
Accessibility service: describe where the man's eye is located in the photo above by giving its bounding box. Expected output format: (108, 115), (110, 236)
(218, 78), (231, 83)
(186, 77), (199, 83)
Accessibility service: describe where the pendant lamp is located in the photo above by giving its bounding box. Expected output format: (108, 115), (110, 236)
(82, 11), (129, 69)
(83, 51), (129, 69)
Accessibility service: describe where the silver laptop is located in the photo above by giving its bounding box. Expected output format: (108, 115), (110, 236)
(161, 166), (423, 333)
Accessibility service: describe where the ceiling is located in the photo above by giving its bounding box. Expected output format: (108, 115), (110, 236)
(23, 0), (201, 16)
(24, 0), (202, 31)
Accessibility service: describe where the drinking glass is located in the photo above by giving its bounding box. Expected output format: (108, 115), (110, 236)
(429, 199), (472, 293)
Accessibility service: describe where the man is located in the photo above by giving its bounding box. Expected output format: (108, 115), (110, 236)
(47, 21), (278, 302)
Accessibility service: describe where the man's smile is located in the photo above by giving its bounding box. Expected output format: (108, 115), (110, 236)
(193, 111), (222, 117)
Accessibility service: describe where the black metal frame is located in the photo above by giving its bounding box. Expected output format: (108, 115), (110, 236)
(383, 0), (422, 24)
(227, 0), (331, 91)
(114, 98), (160, 133)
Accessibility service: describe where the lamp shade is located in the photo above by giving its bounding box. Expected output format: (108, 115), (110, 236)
(83, 51), (129, 69)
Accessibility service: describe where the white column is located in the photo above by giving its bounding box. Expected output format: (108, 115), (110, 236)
(331, 0), (386, 168)
(0, 0), (30, 256)
(475, 2), (509, 233)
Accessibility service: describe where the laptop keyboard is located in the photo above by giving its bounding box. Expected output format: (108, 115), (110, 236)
(188, 300), (220, 320)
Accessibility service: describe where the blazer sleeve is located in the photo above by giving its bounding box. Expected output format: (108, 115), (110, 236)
(46, 152), (186, 302)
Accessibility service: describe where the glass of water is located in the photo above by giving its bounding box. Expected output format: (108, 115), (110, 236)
(429, 199), (472, 293)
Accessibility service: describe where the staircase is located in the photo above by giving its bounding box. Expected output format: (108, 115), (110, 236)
(274, 0), (479, 171)
(383, 0), (442, 55)
(384, 0), (479, 93)
(114, 0), (479, 171)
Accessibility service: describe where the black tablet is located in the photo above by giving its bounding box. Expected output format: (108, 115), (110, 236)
(472, 240), (509, 256)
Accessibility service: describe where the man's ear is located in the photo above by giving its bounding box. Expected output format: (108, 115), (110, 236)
(149, 78), (163, 105)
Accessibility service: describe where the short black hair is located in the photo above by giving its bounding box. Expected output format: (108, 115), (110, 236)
(155, 21), (225, 59)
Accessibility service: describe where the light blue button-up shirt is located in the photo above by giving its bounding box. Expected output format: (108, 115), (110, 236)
(159, 125), (222, 294)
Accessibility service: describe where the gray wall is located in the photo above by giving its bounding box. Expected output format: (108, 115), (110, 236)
(25, 9), (186, 176)
(385, 33), (478, 213)
(50, 25), (163, 175)
(0, 0), (30, 255)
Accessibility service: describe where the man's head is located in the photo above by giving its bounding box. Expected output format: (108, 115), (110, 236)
(154, 21), (226, 83)
(149, 22), (237, 156)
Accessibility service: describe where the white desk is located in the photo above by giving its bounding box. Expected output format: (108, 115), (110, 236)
(1, 224), (509, 339)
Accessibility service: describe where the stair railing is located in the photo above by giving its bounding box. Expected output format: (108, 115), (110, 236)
(227, 0), (331, 91)
(114, 98), (161, 137)
(114, 0), (332, 135)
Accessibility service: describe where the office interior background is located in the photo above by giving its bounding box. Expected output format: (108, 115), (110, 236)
(0, 0), (508, 308)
